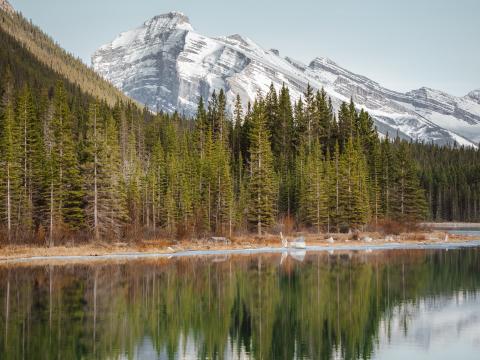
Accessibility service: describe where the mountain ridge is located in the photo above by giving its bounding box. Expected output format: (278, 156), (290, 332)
(92, 12), (480, 147)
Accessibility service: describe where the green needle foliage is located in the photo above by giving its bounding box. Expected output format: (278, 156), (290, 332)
(0, 8), (478, 243)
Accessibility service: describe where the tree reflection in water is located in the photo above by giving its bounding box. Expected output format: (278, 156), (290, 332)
(0, 248), (479, 360)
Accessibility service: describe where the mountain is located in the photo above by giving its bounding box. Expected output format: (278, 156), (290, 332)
(92, 12), (480, 147)
(468, 89), (480, 103)
(0, 2), (133, 106)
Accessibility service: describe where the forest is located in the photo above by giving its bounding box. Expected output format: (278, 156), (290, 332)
(1, 9), (480, 245)
(1, 69), (479, 245)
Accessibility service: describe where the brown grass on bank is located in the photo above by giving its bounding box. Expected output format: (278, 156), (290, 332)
(0, 228), (473, 263)
(1, 217), (477, 263)
(368, 219), (422, 235)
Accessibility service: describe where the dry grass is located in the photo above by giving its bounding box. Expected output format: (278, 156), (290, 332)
(0, 229), (474, 264)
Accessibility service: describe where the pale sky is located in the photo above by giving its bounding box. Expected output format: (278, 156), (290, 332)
(9, 0), (480, 96)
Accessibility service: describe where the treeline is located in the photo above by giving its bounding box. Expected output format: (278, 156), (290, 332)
(414, 142), (480, 222)
(1, 66), (436, 244)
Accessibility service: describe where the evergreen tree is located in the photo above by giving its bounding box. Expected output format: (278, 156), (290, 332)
(391, 141), (428, 221)
(52, 82), (84, 231)
(380, 135), (394, 218)
(277, 85), (295, 216)
(83, 104), (128, 240)
(247, 98), (277, 235)
(337, 138), (370, 229)
(298, 140), (328, 233)
(0, 70), (20, 242)
(231, 94), (244, 195)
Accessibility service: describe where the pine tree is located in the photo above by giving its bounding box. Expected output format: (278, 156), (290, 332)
(337, 138), (370, 229)
(391, 141), (428, 221)
(247, 98), (278, 235)
(298, 140), (328, 233)
(303, 84), (315, 150)
(329, 142), (341, 231)
(195, 97), (208, 159)
(148, 140), (166, 231)
(315, 88), (333, 150)
(276, 84), (295, 216)
(380, 135), (394, 218)
(83, 104), (128, 240)
(0, 70), (20, 243)
(207, 90), (228, 143)
(103, 114), (129, 237)
(232, 94), (244, 195)
(52, 82), (84, 231)
(212, 138), (234, 235)
(368, 136), (381, 226)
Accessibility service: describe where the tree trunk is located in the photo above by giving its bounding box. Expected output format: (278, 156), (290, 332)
(94, 109), (99, 241)
(6, 164), (11, 243)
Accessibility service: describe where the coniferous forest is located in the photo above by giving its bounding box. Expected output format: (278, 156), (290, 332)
(1, 10), (480, 245)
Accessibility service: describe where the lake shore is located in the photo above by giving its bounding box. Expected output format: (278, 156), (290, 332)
(422, 222), (480, 229)
(1, 230), (479, 265)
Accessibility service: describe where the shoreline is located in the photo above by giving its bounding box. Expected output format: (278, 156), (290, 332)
(1, 237), (479, 266)
(422, 222), (480, 229)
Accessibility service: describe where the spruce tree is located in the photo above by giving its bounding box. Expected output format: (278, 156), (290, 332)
(247, 98), (277, 235)
(52, 82), (84, 231)
(391, 141), (428, 221)
(83, 104), (128, 240)
(298, 140), (328, 233)
(276, 84), (295, 216)
(0, 71), (20, 243)
(337, 138), (370, 229)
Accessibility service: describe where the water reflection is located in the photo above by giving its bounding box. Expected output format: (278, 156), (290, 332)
(0, 248), (479, 359)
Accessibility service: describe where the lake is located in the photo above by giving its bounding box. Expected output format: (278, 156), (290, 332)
(444, 228), (480, 238)
(1, 248), (479, 359)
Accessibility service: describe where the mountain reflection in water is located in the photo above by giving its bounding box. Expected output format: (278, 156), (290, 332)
(0, 248), (479, 359)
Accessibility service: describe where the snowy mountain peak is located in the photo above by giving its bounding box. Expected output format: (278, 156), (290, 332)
(467, 89), (480, 104)
(93, 13), (480, 147)
(270, 49), (280, 56)
(310, 56), (338, 67)
(408, 87), (446, 96)
(146, 11), (193, 31)
(225, 34), (250, 45)
(406, 87), (453, 103)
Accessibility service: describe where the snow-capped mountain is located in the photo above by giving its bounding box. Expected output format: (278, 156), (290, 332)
(92, 12), (480, 147)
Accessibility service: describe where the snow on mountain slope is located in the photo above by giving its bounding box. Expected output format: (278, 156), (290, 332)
(92, 12), (480, 147)
(467, 89), (480, 104)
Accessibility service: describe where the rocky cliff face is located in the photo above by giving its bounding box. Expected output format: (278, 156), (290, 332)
(92, 12), (480, 147)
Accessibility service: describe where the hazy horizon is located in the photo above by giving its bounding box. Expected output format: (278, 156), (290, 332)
(9, 0), (480, 96)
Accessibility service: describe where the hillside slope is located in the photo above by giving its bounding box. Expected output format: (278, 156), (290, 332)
(0, 3), (133, 106)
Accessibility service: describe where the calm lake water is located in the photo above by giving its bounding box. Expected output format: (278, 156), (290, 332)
(1, 248), (480, 359)
(444, 227), (480, 237)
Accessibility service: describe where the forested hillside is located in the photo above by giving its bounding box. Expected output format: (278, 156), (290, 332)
(0, 7), (132, 105)
(415, 143), (480, 222)
(0, 7), (479, 245)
